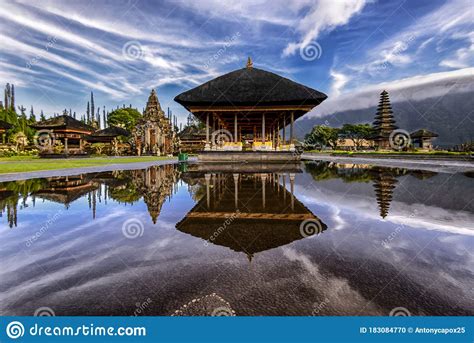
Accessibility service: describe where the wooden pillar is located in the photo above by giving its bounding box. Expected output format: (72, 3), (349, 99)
(282, 115), (286, 144)
(233, 173), (239, 209)
(64, 137), (68, 154)
(262, 113), (265, 143)
(205, 174), (211, 209)
(234, 113), (238, 143)
(290, 111), (294, 144)
(289, 173), (295, 211)
(205, 113), (210, 150)
(277, 121), (280, 149)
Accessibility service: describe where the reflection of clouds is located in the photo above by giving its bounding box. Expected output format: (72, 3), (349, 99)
(282, 247), (382, 315)
(331, 208), (346, 231)
(294, 178), (474, 236)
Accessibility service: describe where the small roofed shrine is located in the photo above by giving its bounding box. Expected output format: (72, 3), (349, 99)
(174, 58), (327, 162)
(176, 172), (327, 261)
(84, 126), (130, 143)
(30, 115), (95, 155)
(410, 129), (438, 150)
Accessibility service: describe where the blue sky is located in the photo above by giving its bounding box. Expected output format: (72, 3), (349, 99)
(0, 0), (472, 125)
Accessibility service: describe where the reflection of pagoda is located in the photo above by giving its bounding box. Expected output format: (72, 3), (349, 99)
(131, 165), (179, 223)
(177, 173), (327, 261)
(371, 168), (398, 219)
(32, 175), (99, 209)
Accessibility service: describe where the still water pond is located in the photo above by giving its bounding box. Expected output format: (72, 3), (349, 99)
(1, 161), (473, 316)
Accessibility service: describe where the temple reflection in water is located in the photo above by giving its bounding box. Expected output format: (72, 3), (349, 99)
(177, 170), (327, 261)
(0, 162), (441, 229)
(304, 161), (438, 219)
(0, 165), (180, 227)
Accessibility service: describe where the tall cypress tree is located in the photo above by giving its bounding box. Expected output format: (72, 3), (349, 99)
(86, 101), (90, 124)
(96, 108), (101, 129)
(372, 90), (397, 149)
(91, 92), (95, 121)
(11, 84), (15, 111)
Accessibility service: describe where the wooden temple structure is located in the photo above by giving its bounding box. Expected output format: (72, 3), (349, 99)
(176, 172), (327, 261)
(84, 126), (130, 143)
(410, 129), (438, 150)
(174, 58), (327, 162)
(30, 115), (95, 155)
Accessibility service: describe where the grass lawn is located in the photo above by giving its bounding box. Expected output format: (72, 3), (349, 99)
(0, 156), (176, 174)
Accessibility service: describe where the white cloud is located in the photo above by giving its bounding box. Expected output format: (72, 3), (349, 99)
(308, 68), (474, 117)
(329, 69), (350, 97)
(283, 0), (368, 56)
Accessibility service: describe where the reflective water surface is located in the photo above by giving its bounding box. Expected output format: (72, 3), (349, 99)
(1, 161), (473, 316)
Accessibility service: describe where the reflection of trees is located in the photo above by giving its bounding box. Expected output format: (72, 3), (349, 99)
(180, 175), (206, 202)
(305, 161), (437, 219)
(0, 165), (180, 227)
(305, 161), (372, 183)
(0, 178), (48, 228)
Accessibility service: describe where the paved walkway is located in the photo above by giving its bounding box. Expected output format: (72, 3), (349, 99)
(301, 153), (474, 173)
(0, 158), (195, 182)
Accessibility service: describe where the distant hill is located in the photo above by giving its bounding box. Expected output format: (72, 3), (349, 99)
(296, 92), (474, 147)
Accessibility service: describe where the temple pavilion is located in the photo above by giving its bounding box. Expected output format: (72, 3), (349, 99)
(30, 115), (95, 155)
(174, 58), (327, 162)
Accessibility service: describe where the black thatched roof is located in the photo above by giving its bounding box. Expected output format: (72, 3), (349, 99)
(178, 125), (206, 140)
(410, 129), (438, 138)
(30, 115), (95, 132)
(88, 126), (130, 138)
(174, 66), (327, 109)
(0, 120), (12, 129)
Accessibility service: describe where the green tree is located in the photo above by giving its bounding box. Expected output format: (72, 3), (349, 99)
(340, 123), (374, 150)
(305, 125), (340, 150)
(107, 108), (141, 131)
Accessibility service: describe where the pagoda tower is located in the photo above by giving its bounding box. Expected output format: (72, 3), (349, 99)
(372, 90), (397, 149)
